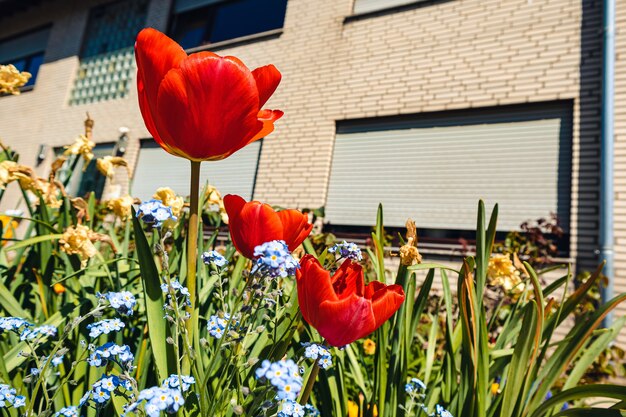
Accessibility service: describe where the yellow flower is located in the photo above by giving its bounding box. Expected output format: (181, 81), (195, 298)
(399, 219), (422, 266)
(107, 195), (134, 219)
(0, 161), (55, 200)
(64, 135), (95, 166)
(347, 400), (359, 417)
(37, 180), (63, 208)
(0, 160), (28, 188)
(363, 338), (376, 355)
(203, 184), (228, 224)
(96, 156), (128, 178)
(153, 187), (184, 217)
(53, 283), (66, 294)
(59, 225), (115, 265)
(59, 224), (97, 262)
(487, 254), (522, 293)
(347, 400), (377, 417)
(0, 161), (17, 187)
(0, 214), (18, 245)
(0, 64), (31, 95)
(491, 382), (500, 395)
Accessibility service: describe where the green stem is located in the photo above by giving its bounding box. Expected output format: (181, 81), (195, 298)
(299, 360), (320, 405)
(183, 160), (201, 374)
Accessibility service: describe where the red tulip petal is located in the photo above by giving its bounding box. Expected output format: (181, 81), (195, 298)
(242, 109), (284, 148)
(223, 196), (283, 258)
(330, 260), (364, 299)
(276, 209), (313, 252)
(316, 296), (376, 346)
(252, 64), (282, 107)
(296, 255), (337, 326)
(135, 28), (187, 149)
(155, 53), (263, 161)
(367, 283), (405, 327)
(223, 194), (246, 221)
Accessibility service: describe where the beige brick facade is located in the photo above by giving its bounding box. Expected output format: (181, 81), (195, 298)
(0, 0), (624, 343)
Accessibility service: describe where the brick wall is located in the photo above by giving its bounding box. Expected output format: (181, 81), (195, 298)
(0, 0), (621, 342)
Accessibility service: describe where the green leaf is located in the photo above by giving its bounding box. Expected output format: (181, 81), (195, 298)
(562, 316), (626, 390)
(529, 385), (626, 417)
(3, 233), (63, 252)
(131, 208), (176, 380)
(500, 302), (538, 417)
(0, 281), (31, 319)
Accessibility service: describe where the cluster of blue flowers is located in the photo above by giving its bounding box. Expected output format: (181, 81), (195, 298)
(137, 199), (177, 228)
(54, 406), (79, 417)
(49, 354), (64, 367)
(404, 378), (453, 417)
(278, 400), (304, 417)
(253, 240), (299, 278)
(88, 343), (134, 368)
(0, 384), (25, 408)
(161, 279), (192, 320)
(29, 354), (64, 377)
(202, 250), (228, 268)
(0, 317), (29, 334)
(255, 359), (302, 401)
(277, 400), (320, 417)
(405, 377), (426, 394)
(87, 318), (125, 338)
(1, 317), (57, 345)
(434, 404), (454, 417)
(302, 343), (332, 369)
(79, 375), (132, 407)
(20, 324), (57, 341)
(162, 374), (195, 392)
(161, 280), (190, 299)
(328, 241), (362, 261)
(124, 386), (185, 417)
(103, 291), (137, 316)
(207, 313), (230, 339)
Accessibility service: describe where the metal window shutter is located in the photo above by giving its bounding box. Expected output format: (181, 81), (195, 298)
(325, 105), (572, 231)
(174, 0), (223, 13)
(0, 27), (50, 62)
(353, 0), (423, 14)
(132, 141), (261, 201)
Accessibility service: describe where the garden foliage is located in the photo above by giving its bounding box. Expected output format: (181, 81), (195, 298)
(0, 27), (625, 417)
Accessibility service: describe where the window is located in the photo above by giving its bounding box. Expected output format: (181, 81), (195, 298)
(325, 103), (573, 242)
(169, 0), (287, 50)
(69, 0), (148, 105)
(0, 26), (50, 90)
(133, 139), (262, 201)
(352, 0), (427, 15)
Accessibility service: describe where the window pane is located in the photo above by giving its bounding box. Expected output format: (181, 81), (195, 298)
(24, 53), (44, 87)
(170, 7), (212, 49)
(9, 58), (26, 71)
(81, 0), (149, 58)
(210, 0), (287, 43)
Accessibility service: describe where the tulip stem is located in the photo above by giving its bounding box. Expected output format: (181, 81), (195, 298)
(299, 360), (320, 405)
(184, 160), (201, 374)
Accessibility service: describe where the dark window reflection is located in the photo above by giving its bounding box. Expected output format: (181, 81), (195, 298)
(170, 0), (287, 50)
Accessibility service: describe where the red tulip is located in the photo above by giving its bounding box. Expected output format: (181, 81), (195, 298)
(135, 28), (283, 161)
(296, 255), (405, 346)
(224, 194), (313, 259)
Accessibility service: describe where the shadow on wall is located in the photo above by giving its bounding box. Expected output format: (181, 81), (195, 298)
(575, 0), (603, 273)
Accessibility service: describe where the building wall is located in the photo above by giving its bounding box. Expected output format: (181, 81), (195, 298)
(613, 0), (626, 345)
(0, 0), (622, 342)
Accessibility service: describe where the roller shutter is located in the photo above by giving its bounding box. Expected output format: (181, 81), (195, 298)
(132, 141), (261, 201)
(325, 104), (572, 232)
(353, 0), (425, 15)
